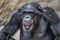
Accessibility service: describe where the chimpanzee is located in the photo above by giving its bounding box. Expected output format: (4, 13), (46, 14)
(0, 2), (60, 40)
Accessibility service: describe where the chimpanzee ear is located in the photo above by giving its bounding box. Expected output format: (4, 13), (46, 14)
(17, 8), (22, 16)
(18, 8), (22, 12)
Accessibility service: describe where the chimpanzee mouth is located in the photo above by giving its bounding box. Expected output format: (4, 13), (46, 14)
(24, 23), (31, 29)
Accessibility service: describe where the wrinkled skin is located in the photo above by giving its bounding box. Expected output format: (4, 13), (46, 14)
(0, 5), (60, 40)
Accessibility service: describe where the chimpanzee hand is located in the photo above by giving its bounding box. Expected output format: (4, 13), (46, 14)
(42, 7), (59, 24)
(0, 32), (7, 40)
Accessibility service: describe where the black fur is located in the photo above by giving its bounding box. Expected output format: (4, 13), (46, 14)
(0, 3), (59, 40)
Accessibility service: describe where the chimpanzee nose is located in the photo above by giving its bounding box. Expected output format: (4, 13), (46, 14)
(25, 15), (30, 18)
(24, 15), (31, 20)
(26, 16), (29, 19)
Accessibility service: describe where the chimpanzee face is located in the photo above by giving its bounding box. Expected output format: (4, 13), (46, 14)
(22, 12), (39, 32)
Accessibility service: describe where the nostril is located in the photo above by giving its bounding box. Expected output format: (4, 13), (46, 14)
(25, 15), (30, 19)
(26, 16), (29, 18)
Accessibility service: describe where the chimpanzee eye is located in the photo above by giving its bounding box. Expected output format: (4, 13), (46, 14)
(23, 11), (35, 14)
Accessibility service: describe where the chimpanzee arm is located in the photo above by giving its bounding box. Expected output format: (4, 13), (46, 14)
(50, 21), (60, 40)
(1, 10), (22, 34)
(0, 10), (22, 40)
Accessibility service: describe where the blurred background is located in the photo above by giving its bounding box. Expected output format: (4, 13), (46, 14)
(0, 0), (60, 40)
(0, 0), (60, 26)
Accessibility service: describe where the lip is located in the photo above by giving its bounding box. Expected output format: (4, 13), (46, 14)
(24, 23), (31, 29)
